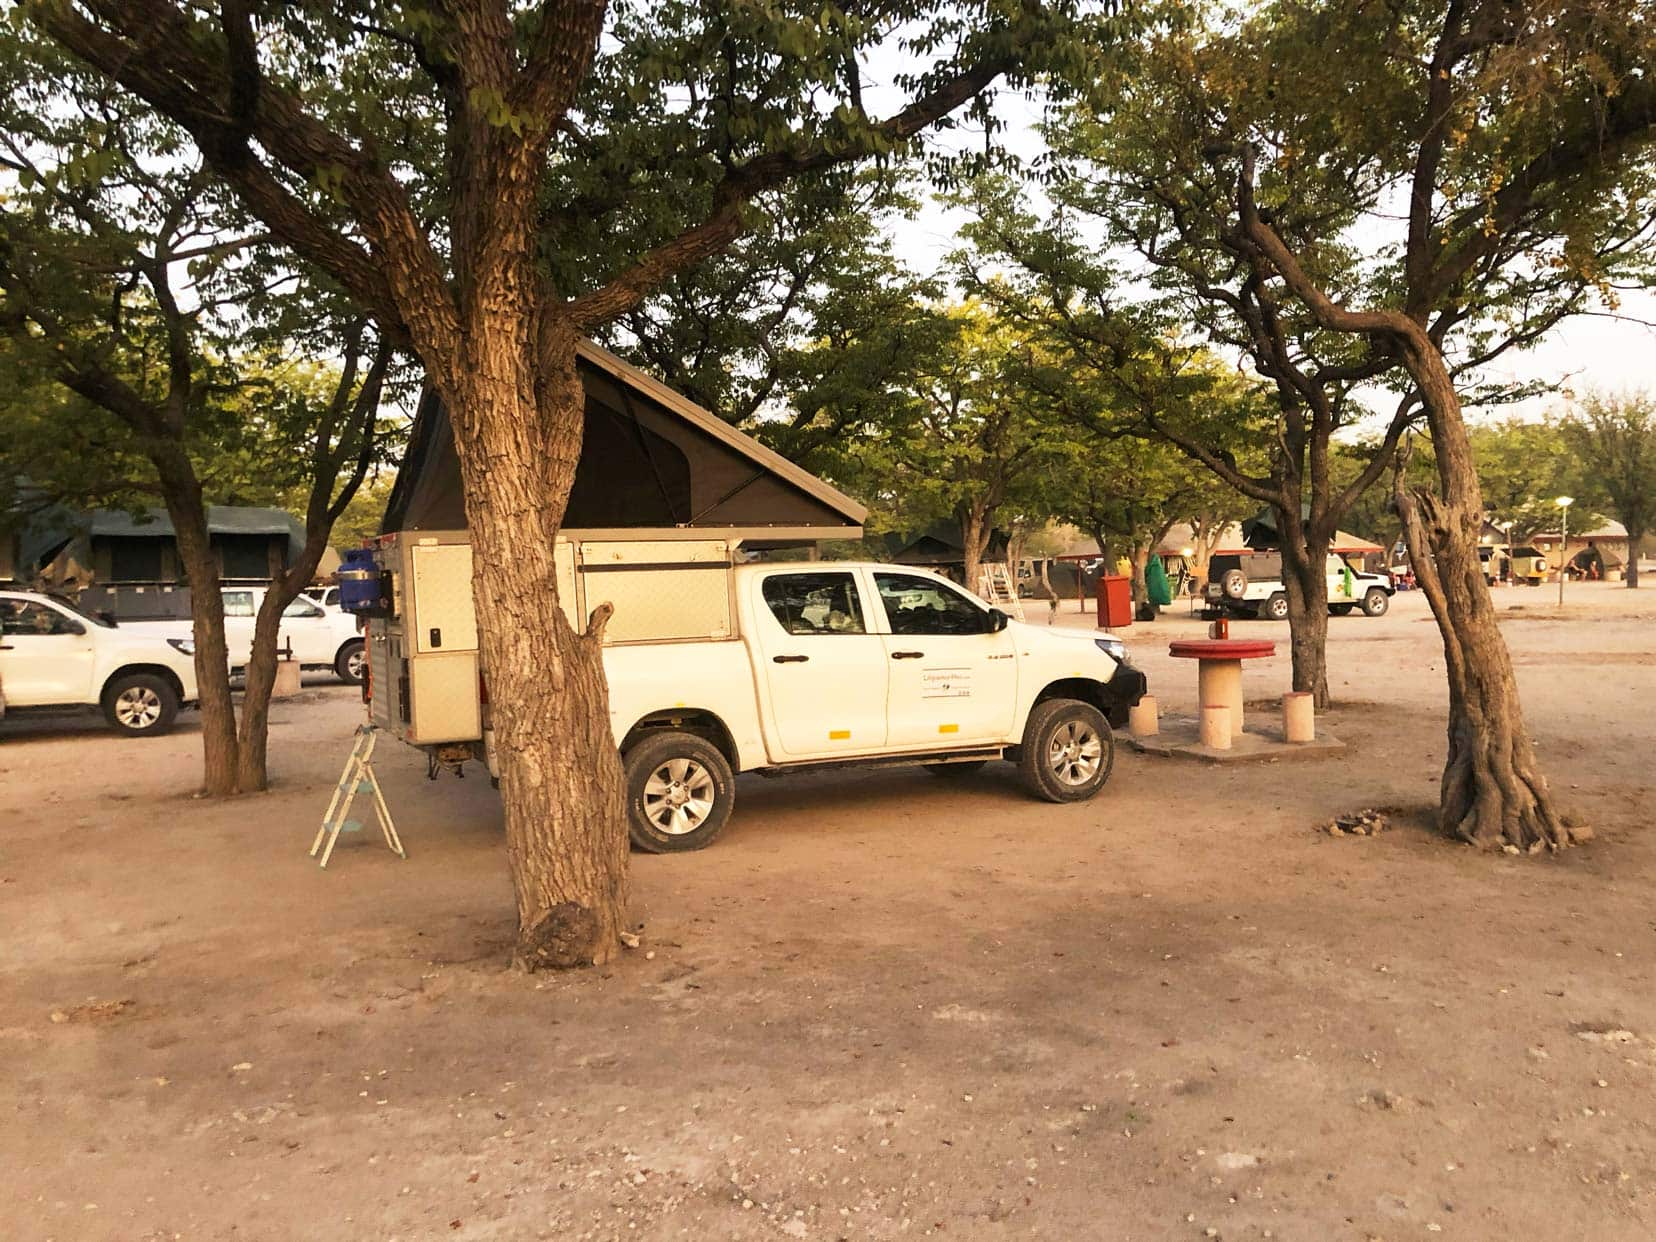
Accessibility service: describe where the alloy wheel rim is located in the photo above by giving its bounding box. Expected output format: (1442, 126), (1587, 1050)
(643, 756), (716, 834)
(348, 648), (366, 680)
(1047, 720), (1103, 786)
(116, 686), (162, 729)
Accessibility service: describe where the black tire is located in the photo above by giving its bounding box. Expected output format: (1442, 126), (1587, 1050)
(1263, 592), (1289, 621)
(925, 760), (988, 778)
(1018, 698), (1114, 804)
(623, 731), (735, 853)
(335, 638), (366, 684)
(101, 672), (180, 736)
(1362, 588), (1390, 617)
(1329, 603), (1355, 616)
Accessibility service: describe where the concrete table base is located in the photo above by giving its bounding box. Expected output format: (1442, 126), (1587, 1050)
(1127, 715), (1347, 763)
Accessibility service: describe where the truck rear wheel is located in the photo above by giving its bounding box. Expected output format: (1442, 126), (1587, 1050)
(623, 731), (735, 853)
(102, 673), (180, 736)
(1018, 698), (1114, 804)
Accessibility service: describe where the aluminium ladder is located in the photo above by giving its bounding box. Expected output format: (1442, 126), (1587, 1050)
(976, 562), (1026, 621)
(311, 724), (405, 868)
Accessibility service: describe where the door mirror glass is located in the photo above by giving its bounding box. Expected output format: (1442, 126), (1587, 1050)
(985, 608), (1009, 633)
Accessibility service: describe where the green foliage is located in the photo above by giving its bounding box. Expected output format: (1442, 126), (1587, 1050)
(1470, 417), (1597, 539)
(1562, 392), (1656, 540)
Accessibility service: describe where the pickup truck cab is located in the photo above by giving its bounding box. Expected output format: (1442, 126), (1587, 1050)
(594, 562), (1146, 852)
(0, 589), (199, 735)
(126, 586), (366, 683)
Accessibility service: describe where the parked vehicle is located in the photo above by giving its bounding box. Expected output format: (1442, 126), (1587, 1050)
(125, 586), (366, 683)
(0, 589), (199, 735)
(1204, 551), (1394, 620)
(304, 585), (342, 608)
(362, 533), (1147, 853)
(1480, 544), (1549, 584)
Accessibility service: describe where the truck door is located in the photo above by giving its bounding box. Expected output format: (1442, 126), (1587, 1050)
(870, 571), (1018, 748)
(0, 599), (96, 706)
(752, 569), (889, 757)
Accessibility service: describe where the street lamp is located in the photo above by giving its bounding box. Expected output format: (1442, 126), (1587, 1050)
(1556, 496), (1574, 606)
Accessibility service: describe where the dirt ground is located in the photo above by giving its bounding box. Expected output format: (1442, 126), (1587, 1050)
(4, 583), (1655, 1242)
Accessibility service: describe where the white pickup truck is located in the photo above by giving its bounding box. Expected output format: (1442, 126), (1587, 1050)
(0, 589), (200, 735)
(126, 586), (367, 683)
(372, 554), (1148, 853)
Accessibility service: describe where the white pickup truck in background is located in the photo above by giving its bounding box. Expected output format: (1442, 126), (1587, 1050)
(0, 589), (200, 735)
(365, 534), (1148, 854)
(126, 586), (366, 683)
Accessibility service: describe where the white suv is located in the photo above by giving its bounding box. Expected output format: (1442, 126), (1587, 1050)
(1205, 552), (1394, 620)
(0, 590), (200, 736)
(124, 586), (367, 683)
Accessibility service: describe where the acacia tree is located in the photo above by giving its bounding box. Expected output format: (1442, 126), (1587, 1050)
(1565, 392), (1656, 587)
(0, 33), (391, 794)
(1195, 0), (1655, 850)
(35, 0), (1119, 966)
(834, 306), (1061, 590)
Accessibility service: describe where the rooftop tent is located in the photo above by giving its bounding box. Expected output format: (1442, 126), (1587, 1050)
(1235, 507), (1384, 556)
(381, 340), (866, 543)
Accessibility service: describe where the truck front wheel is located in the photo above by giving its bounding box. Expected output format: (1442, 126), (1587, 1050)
(1018, 699), (1114, 803)
(102, 673), (180, 736)
(623, 731), (735, 853)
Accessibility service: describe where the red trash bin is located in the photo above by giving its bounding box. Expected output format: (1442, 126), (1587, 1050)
(1096, 574), (1132, 628)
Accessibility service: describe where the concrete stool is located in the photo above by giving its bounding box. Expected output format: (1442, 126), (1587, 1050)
(272, 658), (302, 698)
(1199, 703), (1232, 750)
(1282, 691), (1315, 743)
(1128, 694), (1159, 738)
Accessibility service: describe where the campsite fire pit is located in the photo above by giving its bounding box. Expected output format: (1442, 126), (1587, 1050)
(1168, 638), (1276, 740)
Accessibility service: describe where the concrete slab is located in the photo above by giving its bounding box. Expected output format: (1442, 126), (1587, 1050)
(1127, 714), (1346, 763)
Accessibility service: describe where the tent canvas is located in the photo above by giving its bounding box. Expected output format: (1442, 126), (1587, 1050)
(382, 339), (865, 544)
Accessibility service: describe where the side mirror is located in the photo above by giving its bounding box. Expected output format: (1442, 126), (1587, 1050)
(98, 611), (117, 627)
(985, 608), (1009, 633)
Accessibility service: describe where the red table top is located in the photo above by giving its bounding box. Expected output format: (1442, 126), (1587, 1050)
(1168, 639), (1277, 660)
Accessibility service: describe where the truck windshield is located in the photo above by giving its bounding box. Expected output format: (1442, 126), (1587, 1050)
(48, 593), (117, 628)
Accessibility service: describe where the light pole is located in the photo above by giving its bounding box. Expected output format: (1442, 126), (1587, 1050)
(1556, 496), (1574, 607)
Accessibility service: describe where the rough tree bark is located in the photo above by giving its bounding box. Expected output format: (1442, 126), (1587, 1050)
(1626, 527), (1643, 589)
(959, 503), (992, 594)
(1391, 356), (1577, 851)
(447, 324), (629, 967)
(1275, 509), (1332, 708)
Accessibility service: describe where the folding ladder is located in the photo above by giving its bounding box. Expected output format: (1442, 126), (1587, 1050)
(976, 561), (1026, 621)
(311, 724), (405, 868)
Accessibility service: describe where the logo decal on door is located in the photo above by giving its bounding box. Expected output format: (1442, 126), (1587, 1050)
(921, 667), (972, 699)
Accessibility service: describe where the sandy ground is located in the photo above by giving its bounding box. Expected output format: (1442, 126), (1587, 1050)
(3, 583), (1655, 1242)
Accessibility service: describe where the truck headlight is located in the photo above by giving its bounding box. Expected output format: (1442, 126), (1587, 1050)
(167, 638), (195, 656)
(1094, 636), (1127, 663)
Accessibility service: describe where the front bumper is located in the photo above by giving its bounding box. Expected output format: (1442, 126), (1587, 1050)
(1101, 665), (1149, 728)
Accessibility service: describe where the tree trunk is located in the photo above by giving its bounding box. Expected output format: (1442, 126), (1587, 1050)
(237, 556), (330, 793)
(1395, 345), (1575, 851)
(444, 322), (630, 968)
(1626, 527), (1642, 588)
(1128, 542), (1151, 605)
(1277, 513), (1332, 709)
(152, 447), (238, 796)
(960, 505), (990, 595)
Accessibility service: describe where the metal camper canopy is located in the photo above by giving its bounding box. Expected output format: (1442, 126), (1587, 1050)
(382, 339), (865, 545)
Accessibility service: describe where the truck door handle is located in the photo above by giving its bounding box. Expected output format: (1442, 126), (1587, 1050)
(0, 643), (11, 650)
(772, 654), (809, 664)
(891, 650), (925, 659)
